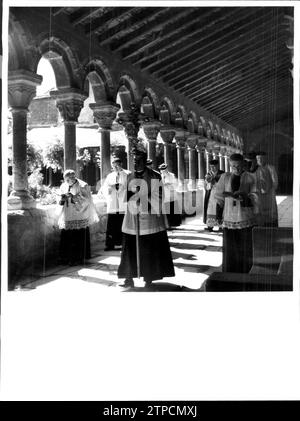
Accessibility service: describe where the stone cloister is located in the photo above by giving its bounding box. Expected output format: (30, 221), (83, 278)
(6, 6), (292, 287)
(8, 28), (243, 212)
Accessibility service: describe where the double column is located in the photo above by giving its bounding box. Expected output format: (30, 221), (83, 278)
(89, 101), (120, 182)
(160, 126), (176, 173)
(51, 88), (87, 173)
(175, 130), (188, 192)
(196, 141), (207, 188)
(186, 136), (198, 191)
(116, 104), (140, 172)
(142, 120), (161, 170)
(8, 70), (42, 210)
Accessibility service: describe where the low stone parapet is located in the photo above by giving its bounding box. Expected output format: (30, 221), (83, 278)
(7, 196), (107, 289)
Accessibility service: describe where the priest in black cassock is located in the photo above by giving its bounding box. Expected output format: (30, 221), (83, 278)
(117, 138), (175, 290)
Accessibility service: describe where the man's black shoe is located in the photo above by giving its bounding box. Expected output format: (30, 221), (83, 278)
(118, 279), (134, 289)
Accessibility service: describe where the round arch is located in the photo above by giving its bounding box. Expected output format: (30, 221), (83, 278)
(159, 96), (176, 125)
(38, 36), (83, 90)
(141, 87), (160, 119)
(84, 58), (115, 102)
(8, 16), (40, 72)
(117, 74), (140, 110)
(187, 111), (198, 133)
(176, 105), (188, 127)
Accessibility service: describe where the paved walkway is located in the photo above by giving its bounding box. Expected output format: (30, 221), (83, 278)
(12, 195), (292, 293)
(16, 218), (223, 293)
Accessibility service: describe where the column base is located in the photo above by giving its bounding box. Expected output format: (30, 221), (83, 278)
(8, 190), (36, 210)
(197, 179), (205, 189)
(188, 179), (197, 191)
(176, 180), (188, 193)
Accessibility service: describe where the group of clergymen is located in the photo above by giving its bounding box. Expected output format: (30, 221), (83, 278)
(57, 138), (279, 290)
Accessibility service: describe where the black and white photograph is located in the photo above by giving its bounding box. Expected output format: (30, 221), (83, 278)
(1, 0), (300, 404)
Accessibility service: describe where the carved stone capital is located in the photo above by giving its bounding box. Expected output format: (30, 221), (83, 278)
(159, 126), (176, 144)
(206, 139), (217, 149)
(186, 135), (198, 150)
(175, 137), (186, 149)
(116, 104), (141, 140)
(89, 101), (120, 130)
(196, 140), (207, 153)
(8, 70), (43, 109)
(50, 89), (87, 122)
(142, 121), (161, 141)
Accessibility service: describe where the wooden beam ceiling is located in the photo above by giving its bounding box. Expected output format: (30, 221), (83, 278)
(62, 6), (292, 133)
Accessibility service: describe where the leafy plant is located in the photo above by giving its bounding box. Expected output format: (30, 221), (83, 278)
(42, 136), (64, 172)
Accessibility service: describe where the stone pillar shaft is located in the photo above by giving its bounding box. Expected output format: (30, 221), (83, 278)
(205, 150), (211, 172)
(196, 147), (206, 187)
(188, 148), (197, 190)
(142, 122), (160, 170)
(147, 140), (157, 168)
(11, 108), (28, 192)
(116, 105), (140, 172)
(8, 71), (42, 210)
(100, 129), (112, 181)
(187, 136), (197, 191)
(89, 102), (120, 181)
(224, 155), (230, 172)
(177, 147), (185, 190)
(175, 136), (187, 191)
(160, 128), (175, 173)
(164, 143), (173, 172)
(51, 89), (87, 174)
(64, 122), (77, 171)
(219, 153), (225, 171)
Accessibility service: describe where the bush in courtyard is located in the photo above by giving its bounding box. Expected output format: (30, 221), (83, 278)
(42, 136), (64, 172)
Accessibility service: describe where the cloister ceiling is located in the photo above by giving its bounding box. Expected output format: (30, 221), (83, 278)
(51, 6), (293, 134)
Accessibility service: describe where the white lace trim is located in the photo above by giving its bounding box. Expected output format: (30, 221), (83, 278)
(59, 219), (90, 230)
(206, 216), (222, 227)
(222, 219), (256, 229)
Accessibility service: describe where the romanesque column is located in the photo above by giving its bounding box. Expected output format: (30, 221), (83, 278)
(219, 148), (225, 171)
(186, 136), (198, 191)
(116, 103), (140, 171)
(196, 141), (206, 188)
(205, 149), (212, 171)
(224, 154), (230, 172)
(160, 126), (176, 173)
(8, 70), (42, 210)
(175, 131), (187, 192)
(89, 101), (120, 182)
(212, 148), (218, 160)
(142, 121), (160, 170)
(51, 89), (87, 172)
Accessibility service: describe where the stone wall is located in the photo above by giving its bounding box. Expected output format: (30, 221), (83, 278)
(7, 196), (107, 289)
(244, 118), (293, 194)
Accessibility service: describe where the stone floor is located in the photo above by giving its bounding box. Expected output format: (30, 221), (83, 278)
(11, 195), (292, 294)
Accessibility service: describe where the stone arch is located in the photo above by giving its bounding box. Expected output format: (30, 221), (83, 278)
(187, 111), (197, 133)
(232, 132), (237, 147)
(141, 87), (160, 119)
(215, 124), (223, 142)
(117, 74), (140, 110)
(199, 116), (208, 137)
(159, 96), (176, 125)
(227, 130), (233, 146)
(207, 120), (215, 139)
(176, 105), (188, 128)
(84, 58), (115, 102)
(221, 128), (227, 144)
(38, 36), (83, 90)
(8, 15), (40, 72)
